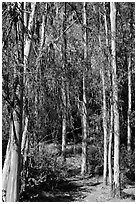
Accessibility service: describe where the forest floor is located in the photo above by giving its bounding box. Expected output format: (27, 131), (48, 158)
(24, 175), (135, 202)
(21, 155), (135, 202)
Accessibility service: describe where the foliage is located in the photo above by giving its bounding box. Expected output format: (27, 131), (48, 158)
(120, 145), (135, 186)
(2, 2), (135, 201)
(26, 143), (67, 191)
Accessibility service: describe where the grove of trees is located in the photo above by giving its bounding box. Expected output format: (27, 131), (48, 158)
(2, 2), (135, 202)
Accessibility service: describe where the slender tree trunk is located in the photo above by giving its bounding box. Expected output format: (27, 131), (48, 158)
(61, 78), (67, 161)
(110, 2), (120, 197)
(108, 101), (113, 190)
(81, 2), (87, 176)
(61, 2), (67, 161)
(98, 7), (108, 185)
(127, 3), (134, 152)
(102, 69), (108, 185)
(127, 54), (132, 152)
(103, 2), (113, 188)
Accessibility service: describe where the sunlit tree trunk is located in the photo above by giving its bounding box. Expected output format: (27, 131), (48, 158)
(127, 54), (131, 152)
(4, 4), (24, 200)
(6, 111), (22, 202)
(108, 101), (113, 190)
(127, 3), (134, 152)
(2, 131), (11, 201)
(101, 68), (108, 185)
(110, 2), (120, 197)
(98, 6), (108, 185)
(61, 78), (67, 161)
(61, 2), (67, 161)
(2, 3), (36, 201)
(81, 2), (87, 176)
(104, 2), (113, 188)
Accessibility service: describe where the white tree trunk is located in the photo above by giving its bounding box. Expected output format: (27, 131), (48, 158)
(6, 111), (21, 202)
(2, 3), (36, 201)
(2, 134), (11, 202)
(110, 2), (120, 197)
(108, 102), (113, 189)
(99, 6), (108, 185)
(81, 2), (87, 176)
(81, 73), (87, 175)
(102, 69), (108, 185)
(61, 3), (67, 162)
(104, 2), (113, 189)
(61, 78), (67, 161)
(127, 55), (131, 152)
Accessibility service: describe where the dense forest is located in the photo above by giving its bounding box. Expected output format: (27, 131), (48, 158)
(2, 2), (135, 202)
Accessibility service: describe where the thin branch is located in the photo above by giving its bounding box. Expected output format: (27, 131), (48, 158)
(54, 19), (77, 43)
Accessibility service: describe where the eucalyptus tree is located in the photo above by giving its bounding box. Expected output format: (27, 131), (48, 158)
(110, 2), (120, 197)
(2, 2), (36, 201)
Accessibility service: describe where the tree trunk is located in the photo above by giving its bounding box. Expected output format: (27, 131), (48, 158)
(98, 7), (108, 185)
(127, 54), (132, 152)
(81, 2), (87, 176)
(61, 2), (67, 162)
(110, 2), (120, 197)
(102, 68), (108, 185)
(6, 111), (22, 202)
(2, 133), (11, 202)
(61, 78), (67, 161)
(104, 2), (113, 189)
(108, 102), (113, 190)
(2, 3), (36, 201)
(81, 73), (87, 175)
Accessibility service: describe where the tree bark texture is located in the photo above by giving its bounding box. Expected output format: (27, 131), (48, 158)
(108, 103), (113, 189)
(110, 2), (120, 197)
(61, 78), (67, 161)
(98, 7), (108, 185)
(61, 2), (67, 161)
(127, 54), (132, 152)
(104, 2), (113, 189)
(81, 2), (88, 176)
(2, 3), (36, 201)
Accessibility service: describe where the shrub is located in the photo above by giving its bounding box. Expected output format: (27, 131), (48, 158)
(26, 143), (68, 190)
(120, 145), (135, 186)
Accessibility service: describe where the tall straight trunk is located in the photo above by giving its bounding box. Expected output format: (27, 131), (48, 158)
(127, 54), (132, 152)
(98, 7), (108, 185)
(110, 2), (120, 197)
(61, 2), (67, 161)
(34, 9), (46, 152)
(61, 78), (67, 160)
(108, 101), (113, 189)
(81, 2), (87, 176)
(102, 68), (108, 185)
(104, 2), (113, 188)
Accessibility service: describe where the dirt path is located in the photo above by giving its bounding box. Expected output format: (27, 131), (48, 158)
(67, 175), (135, 202)
(21, 175), (135, 202)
